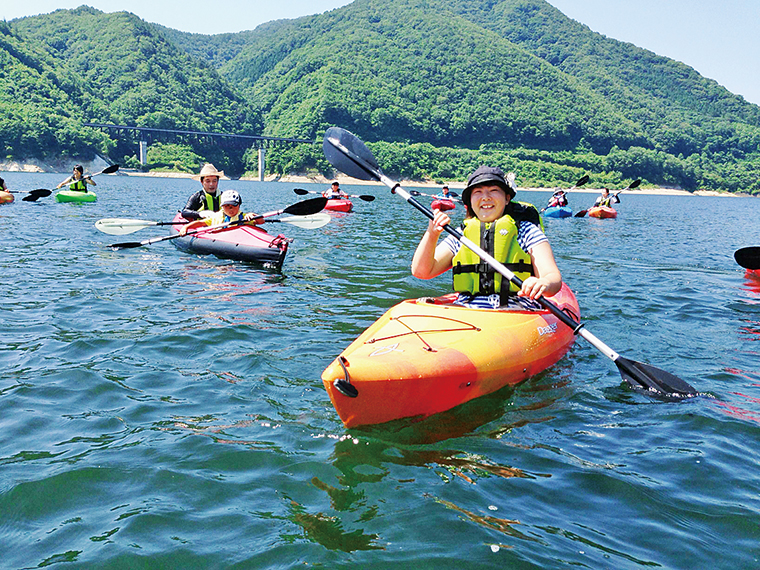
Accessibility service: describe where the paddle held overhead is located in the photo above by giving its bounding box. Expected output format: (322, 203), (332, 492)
(322, 126), (697, 398)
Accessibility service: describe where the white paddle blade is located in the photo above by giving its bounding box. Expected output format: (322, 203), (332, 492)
(95, 218), (159, 235)
(279, 213), (331, 229)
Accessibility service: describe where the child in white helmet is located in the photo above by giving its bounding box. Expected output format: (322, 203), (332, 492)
(179, 190), (262, 236)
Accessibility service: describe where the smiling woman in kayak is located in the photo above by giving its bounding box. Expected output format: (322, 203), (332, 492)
(411, 165), (562, 309)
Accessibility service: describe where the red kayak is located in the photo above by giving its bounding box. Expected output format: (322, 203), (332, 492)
(168, 213), (289, 268)
(324, 198), (353, 212)
(588, 206), (617, 219)
(431, 198), (456, 211)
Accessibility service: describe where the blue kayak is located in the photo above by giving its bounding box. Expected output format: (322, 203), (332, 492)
(543, 206), (572, 218)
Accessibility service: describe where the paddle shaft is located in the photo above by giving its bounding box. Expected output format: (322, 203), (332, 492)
(58, 164), (119, 188)
(401, 185), (616, 355)
(330, 135), (618, 358)
(324, 127), (695, 396)
(110, 219), (245, 249)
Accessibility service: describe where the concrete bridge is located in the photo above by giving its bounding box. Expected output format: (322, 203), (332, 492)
(84, 123), (316, 181)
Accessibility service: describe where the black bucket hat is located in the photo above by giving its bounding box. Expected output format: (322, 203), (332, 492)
(461, 166), (515, 210)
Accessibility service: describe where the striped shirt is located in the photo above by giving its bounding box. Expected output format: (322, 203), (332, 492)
(442, 220), (548, 310)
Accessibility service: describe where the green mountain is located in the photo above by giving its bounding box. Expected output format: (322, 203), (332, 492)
(4, 1), (760, 192)
(162, 0), (760, 192)
(0, 19), (111, 159)
(221, 0), (645, 151)
(9, 6), (261, 168)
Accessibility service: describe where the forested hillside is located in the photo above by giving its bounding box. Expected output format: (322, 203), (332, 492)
(9, 6), (261, 169)
(4, 1), (760, 192)
(0, 20), (111, 159)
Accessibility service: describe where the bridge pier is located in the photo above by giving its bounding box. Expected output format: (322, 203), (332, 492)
(139, 141), (148, 166)
(258, 148), (265, 182)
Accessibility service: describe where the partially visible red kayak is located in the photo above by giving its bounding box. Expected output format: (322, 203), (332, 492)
(588, 206), (617, 219)
(324, 198), (353, 212)
(431, 198), (456, 211)
(168, 213), (289, 268)
(0, 191), (14, 204)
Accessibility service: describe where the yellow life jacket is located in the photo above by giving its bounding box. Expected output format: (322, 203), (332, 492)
(206, 211), (245, 226)
(452, 211), (535, 297)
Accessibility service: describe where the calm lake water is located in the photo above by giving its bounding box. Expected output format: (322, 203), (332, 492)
(1, 172), (759, 569)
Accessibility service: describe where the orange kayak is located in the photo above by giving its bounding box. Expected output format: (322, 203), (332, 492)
(0, 191), (14, 204)
(321, 284), (580, 428)
(588, 206), (617, 218)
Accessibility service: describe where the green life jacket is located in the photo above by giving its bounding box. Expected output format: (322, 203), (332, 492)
(201, 192), (220, 212)
(69, 179), (87, 192)
(452, 202), (540, 298)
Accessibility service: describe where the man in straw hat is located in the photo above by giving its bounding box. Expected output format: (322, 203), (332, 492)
(181, 163), (225, 219)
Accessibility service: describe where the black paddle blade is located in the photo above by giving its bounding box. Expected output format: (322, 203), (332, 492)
(735, 247), (760, 270)
(359, 195), (376, 202)
(109, 241), (144, 250)
(293, 188), (309, 195)
(574, 209), (588, 217)
(615, 356), (697, 397)
(628, 179), (641, 189)
(323, 127), (381, 181)
(575, 175), (590, 187)
(284, 197), (327, 216)
(102, 164), (120, 174)
(21, 188), (52, 202)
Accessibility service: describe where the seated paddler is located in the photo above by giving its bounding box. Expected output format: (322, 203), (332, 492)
(181, 163), (224, 219)
(411, 165), (562, 309)
(179, 190), (262, 236)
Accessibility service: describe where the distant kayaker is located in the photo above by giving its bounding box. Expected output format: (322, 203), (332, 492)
(0, 177), (6, 191)
(56, 165), (96, 192)
(411, 165), (562, 309)
(323, 181), (349, 200)
(179, 190), (262, 236)
(547, 189), (568, 208)
(435, 185), (452, 200)
(181, 163), (224, 218)
(594, 188), (620, 208)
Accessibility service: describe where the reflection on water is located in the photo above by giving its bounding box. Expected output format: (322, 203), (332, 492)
(285, 495), (384, 552)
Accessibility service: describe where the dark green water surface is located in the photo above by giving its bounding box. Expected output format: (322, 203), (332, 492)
(1, 172), (759, 568)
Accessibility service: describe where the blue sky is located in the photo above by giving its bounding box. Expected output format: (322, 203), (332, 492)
(4, 0), (759, 105)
